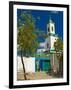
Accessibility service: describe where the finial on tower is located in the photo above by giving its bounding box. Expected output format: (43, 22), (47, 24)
(49, 16), (53, 23)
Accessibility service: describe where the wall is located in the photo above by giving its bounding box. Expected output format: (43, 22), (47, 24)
(0, 0), (71, 90)
(50, 35), (58, 50)
(17, 56), (35, 73)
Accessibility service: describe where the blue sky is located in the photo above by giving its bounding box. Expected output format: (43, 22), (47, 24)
(17, 9), (63, 42)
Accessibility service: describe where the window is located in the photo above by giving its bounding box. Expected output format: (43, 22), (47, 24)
(52, 27), (53, 31)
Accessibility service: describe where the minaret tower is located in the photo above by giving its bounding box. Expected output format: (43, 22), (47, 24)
(47, 17), (55, 35)
(45, 17), (58, 52)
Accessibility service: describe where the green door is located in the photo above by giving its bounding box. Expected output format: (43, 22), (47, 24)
(43, 60), (51, 71)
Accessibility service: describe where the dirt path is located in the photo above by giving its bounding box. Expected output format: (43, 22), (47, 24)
(17, 71), (53, 80)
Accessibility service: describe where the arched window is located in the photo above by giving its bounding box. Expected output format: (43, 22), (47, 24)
(52, 26), (53, 31)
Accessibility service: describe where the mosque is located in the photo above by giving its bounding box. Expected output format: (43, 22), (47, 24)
(37, 18), (58, 54)
(35, 18), (59, 72)
(18, 18), (59, 73)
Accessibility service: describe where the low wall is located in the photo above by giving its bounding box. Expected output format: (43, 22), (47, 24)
(17, 56), (35, 73)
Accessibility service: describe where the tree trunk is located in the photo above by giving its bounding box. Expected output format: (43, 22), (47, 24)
(20, 50), (27, 80)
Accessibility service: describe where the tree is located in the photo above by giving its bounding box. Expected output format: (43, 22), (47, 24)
(54, 38), (63, 77)
(54, 38), (63, 59)
(17, 12), (39, 79)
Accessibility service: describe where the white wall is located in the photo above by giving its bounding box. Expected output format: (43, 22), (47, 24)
(0, 0), (71, 90)
(17, 57), (35, 73)
(50, 36), (58, 50)
(45, 36), (50, 49)
(46, 35), (57, 50)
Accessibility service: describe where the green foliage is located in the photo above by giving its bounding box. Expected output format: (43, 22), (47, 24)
(17, 12), (39, 57)
(54, 38), (63, 60)
(54, 38), (63, 77)
(54, 38), (63, 52)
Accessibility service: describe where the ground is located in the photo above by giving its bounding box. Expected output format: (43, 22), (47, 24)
(17, 71), (53, 80)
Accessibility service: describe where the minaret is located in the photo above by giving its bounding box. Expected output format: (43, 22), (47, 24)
(45, 18), (58, 52)
(47, 17), (55, 35)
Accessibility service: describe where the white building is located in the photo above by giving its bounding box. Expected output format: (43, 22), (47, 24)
(17, 18), (59, 74)
(45, 18), (58, 52)
(37, 18), (58, 53)
(37, 42), (46, 53)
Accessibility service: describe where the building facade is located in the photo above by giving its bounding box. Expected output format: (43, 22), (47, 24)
(36, 18), (59, 73)
(17, 18), (59, 73)
(45, 18), (58, 53)
(37, 18), (58, 53)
